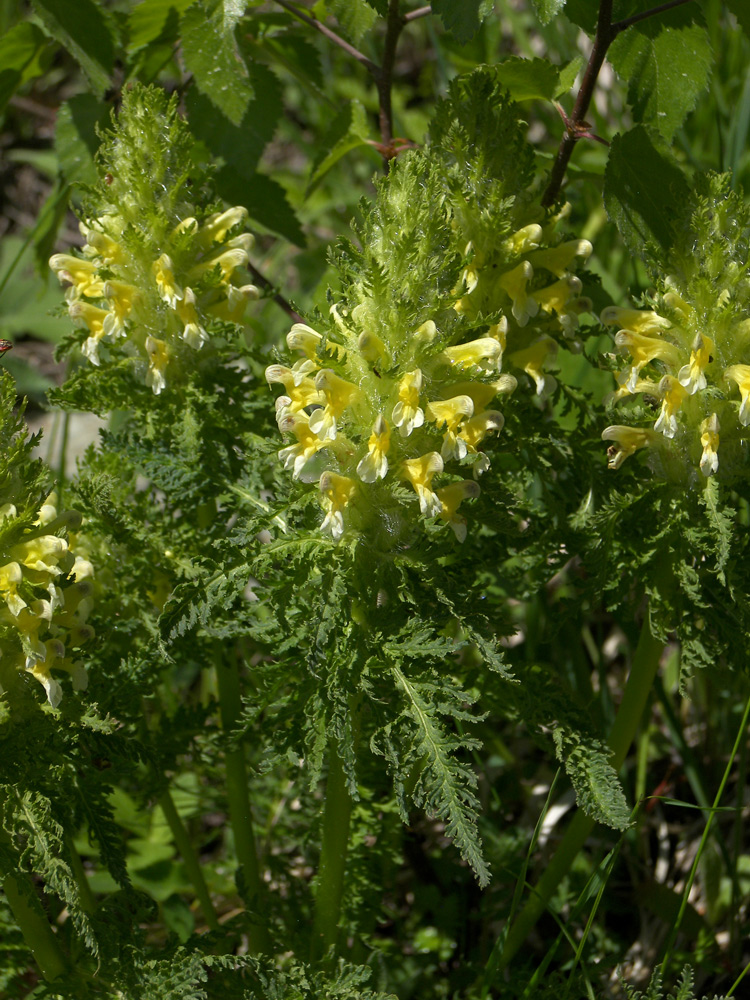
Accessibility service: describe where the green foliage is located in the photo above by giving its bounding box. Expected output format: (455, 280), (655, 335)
(608, 17), (713, 142)
(2, 3), (750, 998)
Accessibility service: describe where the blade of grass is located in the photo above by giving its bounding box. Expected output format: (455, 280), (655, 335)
(659, 690), (750, 977)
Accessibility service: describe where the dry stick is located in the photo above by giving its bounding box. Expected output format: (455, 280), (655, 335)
(404, 5), (431, 22)
(541, 0), (695, 207)
(272, 0), (378, 74)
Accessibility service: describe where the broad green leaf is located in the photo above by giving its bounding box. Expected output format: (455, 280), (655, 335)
(726, 0), (750, 36)
(603, 125), (690, 266)
(55, 93), (111, 185)
(186, 62), (282, 177)
(0, 22), (52, 117)
(217, 168), (305, 245)
(493, 56), (561, 102)
(322, 0), (378, 43)
(31, 0), (115, 98)
(306, 100), (372, 195)
(127, 0), (194, 52)
(363, 0), (387, 13)
(431, 0), (495, 44)
(181, 0), (254, 125)
(608, 21), (713, 141)
(531, 0), (567, 24)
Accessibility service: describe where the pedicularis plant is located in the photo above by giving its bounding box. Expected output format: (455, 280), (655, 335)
(1, 1), (750, 998)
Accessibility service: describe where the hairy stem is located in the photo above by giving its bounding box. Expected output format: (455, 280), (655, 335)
(216, 654), (268, 952)
(493, 613), (663, 974)
(542, 0), (694, 206)
(311, 741), (356, 960)
(158, 788), (221, 932)
(1, 866), (69, 981)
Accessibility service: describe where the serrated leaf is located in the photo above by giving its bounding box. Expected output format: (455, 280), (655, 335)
(325, 0), (378, 43)
(31, 0), (115, 98)
(306, 100), (372, 195)
(127, 0), (194, 52)
(181, 0), (254, 125)
(0, 22), (52, 117)
(493, 56), (561, 102)
(55, 93), (110, 185)
(186, 61), (282, 177)
(219, 169), (305, 246)
(609, 22), (713, 141)
(603, 125), (690, 265)
(531, 0), (567, 25)
(431, 0), (494, 44)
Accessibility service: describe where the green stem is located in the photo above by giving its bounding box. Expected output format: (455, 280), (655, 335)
(311, 742), (355, 960)
(493, 613), (663, 974)
(2, 868), (69, 981)
(215, 655), (268, 952)
(157, 789), (221, 932)
(66, 834), (96, 915)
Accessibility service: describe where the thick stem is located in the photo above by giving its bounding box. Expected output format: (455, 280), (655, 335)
(492, 613), (663, 975)
(2, 869), (69, 981)
(158, 789), (221, 932)
(311, 743), (355, 960)
(246, 262), (303, 325)
(66, 834), (96, 915)
(216, 655), (268, 952)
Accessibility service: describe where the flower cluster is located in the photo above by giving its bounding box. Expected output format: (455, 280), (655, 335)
(0, 494), (95, 708)
(451, 210), (593, 398)
(601, 175), (750, 484)
(267, 309), (517, 544)
(50, 85), (257, 393)
(51, 207), (257, 394)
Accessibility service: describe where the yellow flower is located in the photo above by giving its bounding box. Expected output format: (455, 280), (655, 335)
(601, 425), (656, 469)
(436, 480), (480, 541)
(278, 411), (329, 478)
(392, 369), (425, 437)
(440, 337), (502, 372)
(498, 261), (538, 325)
(699, 413), (720, 477)
(145, 336), (169, 394)
(600, 307), (672, 335)
(653, 375), (687, 439)
(401, 452), (444, 517)
(614, 330), (683, 392)
(724, 364), (750, 425)
(527, 239), (592, 278)
(309, 369), (361, 441)
(677, 334), (714, 395)
(49, 254), (104, 298)
(68, 301), (109, 365)
(425, 395), (475, 460)
(319, 472), (358, 540)
(265, 365), (323, 414)
(507, 338), (557, 396)
(102, 280), (139, 338)
(0, 562), (26, 616)
(357, 415), (391, 482)
(153, 254), (183, 308)
(175, 288), (207, 349)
